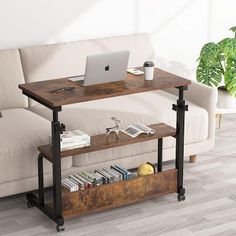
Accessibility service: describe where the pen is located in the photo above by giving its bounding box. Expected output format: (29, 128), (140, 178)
(49, 87), (75, 93)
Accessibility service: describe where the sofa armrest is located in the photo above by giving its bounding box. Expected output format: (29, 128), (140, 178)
(164, 81), (217, 143)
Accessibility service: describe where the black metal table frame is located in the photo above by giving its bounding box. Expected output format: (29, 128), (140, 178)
(25, 85), (188, 232)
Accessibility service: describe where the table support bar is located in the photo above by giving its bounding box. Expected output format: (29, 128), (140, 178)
(38, 153), (44, 206)
(158, 138), (163, 172)
(173, 86), (188, 201)
(51, 111), (63, 224)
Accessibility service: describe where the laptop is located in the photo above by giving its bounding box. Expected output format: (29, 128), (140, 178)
(69, 50), (129, 86)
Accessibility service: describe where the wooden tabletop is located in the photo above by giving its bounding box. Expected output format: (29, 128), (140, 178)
(19, 68), (191, 109)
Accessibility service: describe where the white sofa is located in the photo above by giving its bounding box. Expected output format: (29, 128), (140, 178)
(0, 34), (216, 198)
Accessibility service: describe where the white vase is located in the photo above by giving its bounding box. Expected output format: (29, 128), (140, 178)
(218, 87), (236, 108)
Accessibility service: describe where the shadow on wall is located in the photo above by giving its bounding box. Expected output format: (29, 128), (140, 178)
(6, 0), (201, 82)
(151, 0), (198, 36)
(155, 57), (196, 80)
(0, 0), (100, 49)
(147, 0), (208, 81)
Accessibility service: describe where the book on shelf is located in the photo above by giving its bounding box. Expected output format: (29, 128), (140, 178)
(69, 175), (85, 189)
(115, 165), (133, 179)
(49, 129), (91, 151)
(61, 164), (135, 192)
(93, 172), (107, 184)
(62, 178), (78, 192)
(75, 173), (93, 188)
(102, 168), (120, 182)
(61, 140), (90, 151)
(61, 137), (90, 145)
(110, 165), (126, 180)
(95, 169), (112, 184)
(61, 130), (89, 142)
(108, 169), (123, 181)
(121, 123), (155, 138)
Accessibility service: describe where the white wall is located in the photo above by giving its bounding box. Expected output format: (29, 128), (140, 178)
(0, 0), (235, 79)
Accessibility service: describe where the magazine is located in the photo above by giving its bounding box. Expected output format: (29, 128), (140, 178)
(121, 123), (155, 138)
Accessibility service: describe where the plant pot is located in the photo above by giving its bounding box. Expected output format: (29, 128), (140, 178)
(218, 86), (236, 109)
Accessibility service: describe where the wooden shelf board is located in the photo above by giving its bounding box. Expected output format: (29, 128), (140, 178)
(38, 123), (176, 162)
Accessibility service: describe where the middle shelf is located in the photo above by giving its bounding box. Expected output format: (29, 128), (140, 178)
(38, 123), (176, 162)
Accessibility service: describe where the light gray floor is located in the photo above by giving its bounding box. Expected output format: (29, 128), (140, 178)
(0, 114), (235, 236)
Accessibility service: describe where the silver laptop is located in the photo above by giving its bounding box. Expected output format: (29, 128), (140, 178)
(69, 50), (129, 86)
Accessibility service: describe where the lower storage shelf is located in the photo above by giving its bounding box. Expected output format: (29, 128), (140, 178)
(59, 169), (177, 219)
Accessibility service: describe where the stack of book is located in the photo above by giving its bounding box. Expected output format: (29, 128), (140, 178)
(61, 165), (135, 192)
(50, 129), (90, 151)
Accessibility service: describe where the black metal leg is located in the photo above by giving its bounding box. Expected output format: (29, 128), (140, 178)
(158, 138), (163, 172)
(38, 153), (44, 206)
(26, 108), (64, 232)
(51, 111), (64, 230)
(172, 86), (188, 201)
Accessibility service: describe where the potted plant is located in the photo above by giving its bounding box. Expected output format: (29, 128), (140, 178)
(196, 26), (236, 108)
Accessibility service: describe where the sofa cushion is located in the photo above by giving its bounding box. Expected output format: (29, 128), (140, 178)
(0, 109), (72, 184)
(0, 49), (28, 110)
(19, 34), (154, 107)
(30, 90), (208, 167)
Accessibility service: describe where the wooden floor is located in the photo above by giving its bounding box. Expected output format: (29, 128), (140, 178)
(0, 114), (236, 236)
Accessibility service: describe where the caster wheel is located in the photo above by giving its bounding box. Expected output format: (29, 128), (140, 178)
(27, 201), (34, 208)
(56, 225), (65, 232)
(178, 194), (186, 201)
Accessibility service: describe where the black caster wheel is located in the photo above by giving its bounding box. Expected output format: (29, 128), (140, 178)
(178, 194), (186, 201)
(27, 201), (34, 208)
(56, 225), (65, 232)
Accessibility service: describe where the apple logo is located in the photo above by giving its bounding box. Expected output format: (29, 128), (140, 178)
(105, 65), (110, 71)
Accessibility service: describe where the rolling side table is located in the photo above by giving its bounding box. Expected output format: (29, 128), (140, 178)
(19, 68), (191, 232)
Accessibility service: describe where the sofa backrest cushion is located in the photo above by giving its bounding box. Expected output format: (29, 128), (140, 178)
(0, 49), (28, 110)
(20, 34), (154, 106)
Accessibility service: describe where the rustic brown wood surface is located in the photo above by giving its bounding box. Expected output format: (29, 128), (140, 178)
(60, 169), (177, 219)
(38, 123), (176, 162)
(19, 68), (191, 109)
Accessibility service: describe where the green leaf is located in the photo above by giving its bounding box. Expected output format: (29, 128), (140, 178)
(224, 56), (236, 97)
(199, 43), (221, 64)
(230, 26), (236, 33)
(196, 42), (223, 87)
(219, 38), (236, 57)
(196, 59), (222, 87)
(230, 26), (236, 38)
(197, 26), (236, 93)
